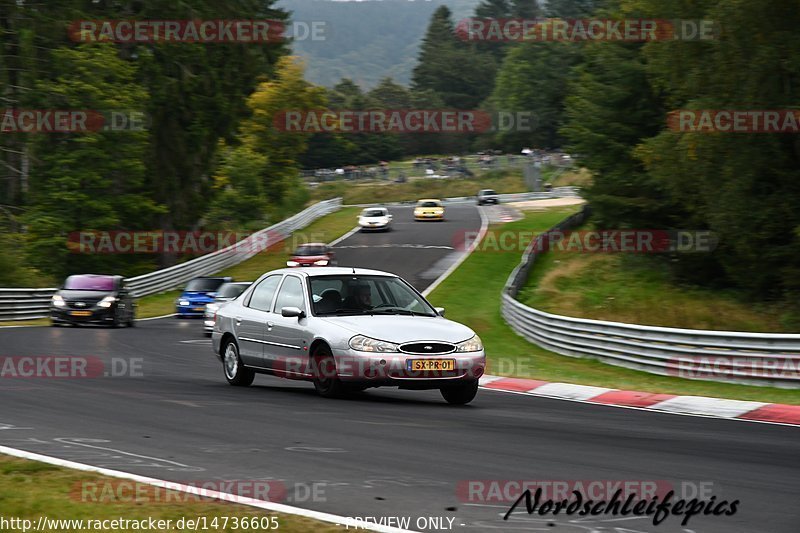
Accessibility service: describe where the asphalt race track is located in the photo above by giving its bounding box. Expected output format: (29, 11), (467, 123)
(1, 204), (798, 533)
(334, 204), (482, 291)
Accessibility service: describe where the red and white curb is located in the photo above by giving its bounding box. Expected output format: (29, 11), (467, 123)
(479, 375), (800, 427)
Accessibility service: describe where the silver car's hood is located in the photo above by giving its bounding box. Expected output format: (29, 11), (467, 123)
(319, 315), (475, 344)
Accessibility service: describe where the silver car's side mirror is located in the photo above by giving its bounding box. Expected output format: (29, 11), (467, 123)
(434, 307), (445, 317)
(281, 306), (306, 318)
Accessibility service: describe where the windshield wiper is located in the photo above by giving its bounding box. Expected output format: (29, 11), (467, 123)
(371, 308), (432, 317)
(316, 309), (371, 316)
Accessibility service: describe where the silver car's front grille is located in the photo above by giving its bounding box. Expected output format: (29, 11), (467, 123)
(398, 342), (456, 355)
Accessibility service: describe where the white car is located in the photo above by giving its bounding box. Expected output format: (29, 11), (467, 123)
(358, 207), (393, 231)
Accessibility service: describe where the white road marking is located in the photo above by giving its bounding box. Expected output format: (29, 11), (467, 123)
(335, 244), (453, 250)
(136, 313), (177, 321)
(0, 444), (414, 533)
(53, 437), (203, 472)
(328, 225), (360, 247)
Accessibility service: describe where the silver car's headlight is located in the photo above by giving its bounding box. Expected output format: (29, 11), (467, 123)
(206, 303), (219, 314)
(52, 294), (65, 307)
(456, 335), (483, 352)
(349, 335), (399, 353)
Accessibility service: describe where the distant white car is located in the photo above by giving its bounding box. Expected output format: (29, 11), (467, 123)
(358, 207), (393, 231)
(477, 189), (499, 205)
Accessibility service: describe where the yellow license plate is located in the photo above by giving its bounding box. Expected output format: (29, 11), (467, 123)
(407, 359), (456, 371)
(193, 307), (205, 311)
(69, 311), (92, 317)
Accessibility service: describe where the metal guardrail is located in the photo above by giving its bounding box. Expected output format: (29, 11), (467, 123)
(500, 206), (800, 388)
(345, 187), (582, 207)
(126, 198), (342, 296)
(0, 198), (342, 322)
(0, 288), (58, 321)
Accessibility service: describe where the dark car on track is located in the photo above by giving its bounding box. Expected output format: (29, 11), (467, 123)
(50, 274), (135, 327)
(286, 243), (337, 267)
(175, 276), (232, 318)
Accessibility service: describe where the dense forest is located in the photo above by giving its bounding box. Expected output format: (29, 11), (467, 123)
(1, 0), (799, 313)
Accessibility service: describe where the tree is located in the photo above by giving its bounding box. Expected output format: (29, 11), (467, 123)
(561, 41), (668, 229)
(127, 0), (289, 240)
(545, 0), (600, 18)
(412, 6), (497, 110)
(23, 43), (164, 279)
(491, 40), (579, 150)
(633, 0), (800, 296)
(475, 0), (513, 18)
(210, 57), (325, 226)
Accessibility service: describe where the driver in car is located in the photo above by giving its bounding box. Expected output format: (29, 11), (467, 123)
(344, 283), (373, 310)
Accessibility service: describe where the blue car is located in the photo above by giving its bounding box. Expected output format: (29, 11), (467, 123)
(175, 276), (232, 318)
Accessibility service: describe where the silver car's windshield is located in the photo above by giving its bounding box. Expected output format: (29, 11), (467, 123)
(309, 275), (436, 317)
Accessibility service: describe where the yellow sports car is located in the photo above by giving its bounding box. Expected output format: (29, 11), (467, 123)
(414, 199), (445, 221)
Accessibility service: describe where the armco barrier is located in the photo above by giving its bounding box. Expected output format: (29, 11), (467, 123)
(126, 198), (342, 296)
(344, 187), (582, 207)
(0, 198), (342, 321)
(501, 207), (800, 388)
(0, 288), (58, 321)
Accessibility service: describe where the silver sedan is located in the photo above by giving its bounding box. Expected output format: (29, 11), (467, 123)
(211, 267), (485, 404)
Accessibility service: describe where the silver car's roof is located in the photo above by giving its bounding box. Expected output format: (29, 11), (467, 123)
(266, 267), (397, 278)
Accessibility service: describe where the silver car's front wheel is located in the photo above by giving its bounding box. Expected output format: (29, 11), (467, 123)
(311, 345), (345, 398)
(223, 340), (254, 386)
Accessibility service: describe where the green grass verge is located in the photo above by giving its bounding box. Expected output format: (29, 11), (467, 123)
(520, 250), (796, 332)
(311, 173), (526, 205)
(0, 318), (50, 327)
(0, 455), (344, 532)
(136, 290), (182, 319)
(134, 208), (359, 318)
(425, 207), (800, 405)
